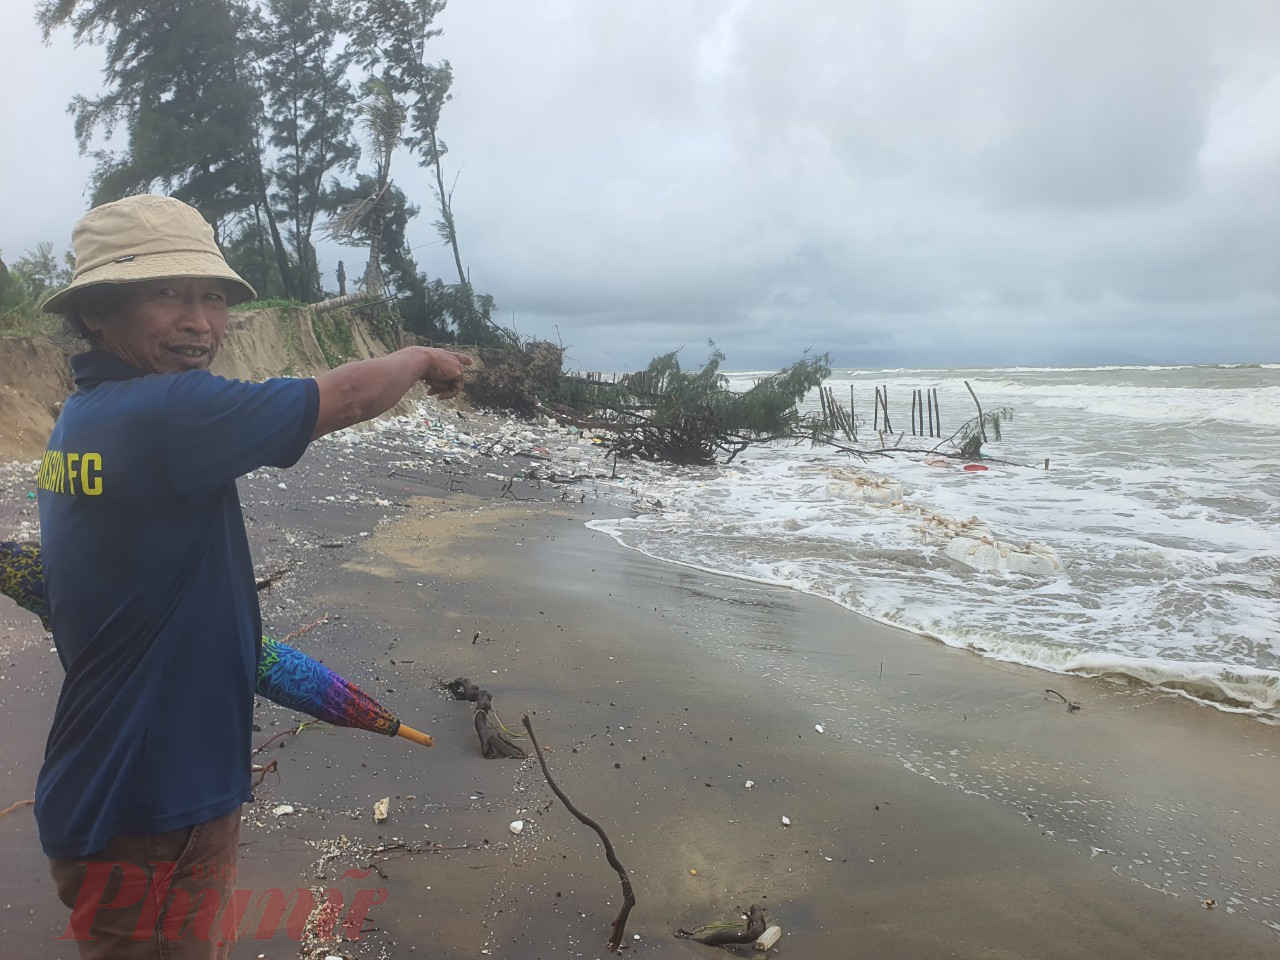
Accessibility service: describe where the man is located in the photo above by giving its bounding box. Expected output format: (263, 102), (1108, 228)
(36, 194), (471, 958)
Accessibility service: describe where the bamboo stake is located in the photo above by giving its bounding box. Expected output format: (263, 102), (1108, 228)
(964, 380), (987, 442)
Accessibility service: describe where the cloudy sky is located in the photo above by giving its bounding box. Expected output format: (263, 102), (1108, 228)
(3, 0), (1277, 370)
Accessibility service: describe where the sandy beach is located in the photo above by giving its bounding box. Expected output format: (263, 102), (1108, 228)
(1, 427), (1278, 959)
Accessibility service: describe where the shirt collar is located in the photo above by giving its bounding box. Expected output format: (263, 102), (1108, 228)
(71, 350), (151, 387)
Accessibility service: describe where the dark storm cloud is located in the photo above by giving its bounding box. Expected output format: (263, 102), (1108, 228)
(4, 0), (1277, 369)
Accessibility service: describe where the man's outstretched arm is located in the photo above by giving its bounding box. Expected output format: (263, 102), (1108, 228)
(312, 346), (473, 441)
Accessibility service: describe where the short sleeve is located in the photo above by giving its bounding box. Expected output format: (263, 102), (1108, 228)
(162, 372), (320, 496)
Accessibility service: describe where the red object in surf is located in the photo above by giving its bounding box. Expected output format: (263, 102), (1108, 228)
(963, 463), (989, 472)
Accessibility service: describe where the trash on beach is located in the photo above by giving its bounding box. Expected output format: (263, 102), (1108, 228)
(373, 797), (390, 823)
(781, 816), (791, 826)
(509, 819), (525, 835)
(676, 903), (767, 945)
(755, 925), (782, 950)
(272, 804), (294, 816)
(826, 467), (902, 503)
(943, 535), (1062, 575)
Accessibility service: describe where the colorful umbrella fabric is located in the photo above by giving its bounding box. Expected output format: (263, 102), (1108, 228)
(1, 540), (431, 746)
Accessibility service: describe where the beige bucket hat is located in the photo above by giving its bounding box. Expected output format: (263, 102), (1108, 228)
(41, 195), (257, 314)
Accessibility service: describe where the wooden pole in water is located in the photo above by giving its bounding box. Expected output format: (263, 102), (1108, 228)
(933, 388), (941, 436)
(910, 390), (918, 436)
(873, 387), (881, 432)
(927, 388), (935, 437)
(849, 386), (856, 439)
(882, 386), (893, 434)
(964, 380), (987, 442)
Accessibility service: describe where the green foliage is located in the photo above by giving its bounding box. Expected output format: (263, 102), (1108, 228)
(565, 344), (833, 465)
(40, 0), (262, 222)
(311, 311), (359, 368)
(254, 0), (358, 302)
(956, 408), (1014, 459)
(220, 214), (294, 301)
(0, 244), (73, 337)
(347, 0), (449, 150)
(398, 277), (508, 346)
(231, 297), (309, 312)
(39, 0), (498, 339)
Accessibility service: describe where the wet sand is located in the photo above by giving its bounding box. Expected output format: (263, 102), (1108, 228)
(1, 444), (1278, 958)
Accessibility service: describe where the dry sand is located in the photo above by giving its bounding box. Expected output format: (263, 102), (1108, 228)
(1, 440), (1278, 959)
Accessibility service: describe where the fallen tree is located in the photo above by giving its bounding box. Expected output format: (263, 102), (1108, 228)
(545, 344), (832, 465)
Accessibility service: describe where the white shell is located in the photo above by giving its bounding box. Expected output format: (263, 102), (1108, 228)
(744, 780), (755, 789)
(815, 724), (825, 734)
(272, 804), (294, 816)
(781, 816), (791, 826)
(509, 820), (525, 835)
(754, 925), (782, 950)
(373, 797), (390, 823)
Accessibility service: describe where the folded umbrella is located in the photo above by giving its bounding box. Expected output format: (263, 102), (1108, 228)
(0, 540), (431, 747)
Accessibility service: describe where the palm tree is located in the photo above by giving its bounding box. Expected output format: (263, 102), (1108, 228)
(322, 77), (405, 304)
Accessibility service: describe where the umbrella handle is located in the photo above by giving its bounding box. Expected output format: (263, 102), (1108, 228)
(396, 724), (434, 748)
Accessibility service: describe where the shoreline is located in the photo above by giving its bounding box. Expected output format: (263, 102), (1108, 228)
(586, 516), (1280, 723)
(1, 427), (1278, 957)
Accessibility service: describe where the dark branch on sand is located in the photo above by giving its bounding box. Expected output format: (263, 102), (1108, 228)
(522, 714), (635, 952)
(255, 566), (293, 592)
(1045, 689), (1081, 713)
(447, 678), (526, 758)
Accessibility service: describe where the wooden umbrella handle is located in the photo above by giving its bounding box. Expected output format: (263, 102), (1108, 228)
(396, 724), (434, 747)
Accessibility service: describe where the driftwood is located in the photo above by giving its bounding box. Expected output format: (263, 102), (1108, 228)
(0, 798), (34, 819)
(447, 678), (526, 759)
(676, 903), (766, 944)
(523, 714), (635, 953)
(1045, 689), (1082, 713)
(255, 566), (293, 592)
(446, 677), (482, 701)
(474, 691), (526, 759)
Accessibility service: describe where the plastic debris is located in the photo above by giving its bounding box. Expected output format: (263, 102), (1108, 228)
(754, 925), (782, 950)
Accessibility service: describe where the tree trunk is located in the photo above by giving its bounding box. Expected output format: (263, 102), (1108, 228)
(429, 126), (468, 286)
(312, 292), (371, 314)
(253, 155), (295, 300)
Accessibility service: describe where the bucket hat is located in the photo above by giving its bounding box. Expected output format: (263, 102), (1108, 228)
(40, 195), (257, 314)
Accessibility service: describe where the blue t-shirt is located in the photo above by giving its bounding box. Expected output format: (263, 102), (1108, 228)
(36, 351), (320, 858)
